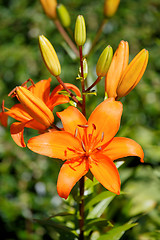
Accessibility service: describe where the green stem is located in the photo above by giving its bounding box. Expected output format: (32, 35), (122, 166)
(79, 46), (86, 240)
(85, 76), (101, 92)
(54, 19), (79, 57)
(56, 75), (82, 108)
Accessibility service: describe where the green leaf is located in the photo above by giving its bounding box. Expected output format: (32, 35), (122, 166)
(85, 218), (111, 230)
(97, 222), (137, 240)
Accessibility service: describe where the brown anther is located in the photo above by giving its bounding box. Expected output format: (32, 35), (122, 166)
(101, 132), (104, 142)
(1, 100), (5, 112)
(78, 124), (89, 128)
(67, 147), (76, 153)
(92, 123), (96, 130)
(22, 78), (35, 88)
(74, 128), (78, 138)
(64, 150), (67, 157)
(81, 141), (86, 152)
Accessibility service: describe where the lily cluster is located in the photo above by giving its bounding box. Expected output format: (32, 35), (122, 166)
(0, 14), (148, 200)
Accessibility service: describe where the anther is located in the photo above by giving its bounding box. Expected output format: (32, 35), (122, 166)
(97, 147), (102, 150)
(8, 87), (17, 97)
(92, 123), (96, 130)
(78, 124), (89, 128)
(81, 141), (86, 152)
(22, 78), (35, 88)
(74, 128), (78, 137)
(101, 132), (104, 142)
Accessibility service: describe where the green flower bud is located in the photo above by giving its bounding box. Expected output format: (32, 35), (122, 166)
(74, 15), (86, 46)
(39, 35), (61, 77)
(57, 4), (71, 28)
(96, 45), (113, 77)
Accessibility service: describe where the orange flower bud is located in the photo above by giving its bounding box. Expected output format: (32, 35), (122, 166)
(117, 49), (149, 98)
(74, 15), (86, 46)
(105, 40), (129, 98)
(40, 0), (57, 19)
(39, 35), (61, 77)
(104, 0), (120, 18)
(16, 86), (54, 128)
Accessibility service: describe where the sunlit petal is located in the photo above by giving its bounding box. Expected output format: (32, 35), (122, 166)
(57, 106), (87, 139)
(102, 137), (144, 162)
(89, 153), (121, 194)
(57, 159), (89, 199)
(28, 131), (83, 160)
(5, 104), (32, 122)
(88, 98), (123, 145)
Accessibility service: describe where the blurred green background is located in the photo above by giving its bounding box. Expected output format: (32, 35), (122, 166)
(0, 0), (160, 239)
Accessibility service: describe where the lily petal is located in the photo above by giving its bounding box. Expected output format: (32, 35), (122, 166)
(88, 98), (123, 145)
(57, 159), (89, 199)
(27, 131), (83, 160)
(0, 112), (8, 127)
(102, 137), (144, 162)
(50, 83), (81, 98)
(10, 122), (26, 147)
(57, 106), (87, 138)
(5, 104), (32, 122)
(105, 41), (129, 98)
(89, 153), (121, 194)
(29, 78), (51, 103)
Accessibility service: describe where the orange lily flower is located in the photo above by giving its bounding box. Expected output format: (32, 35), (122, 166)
(27, 98), (144, 199)
(105, 40), (149, 99)
(4, 78), (81, 148)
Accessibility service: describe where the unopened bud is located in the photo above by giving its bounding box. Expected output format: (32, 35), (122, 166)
(57, 4), (71, 28)
(16, 86), (54, 128)
(96, 45), (113, 77)
(104, 0), (120, 18)
(117, 49), (149, 98)
(39, 35), (61, 76)
(40, 0), (57, 19)
(74, 15), (86, 46)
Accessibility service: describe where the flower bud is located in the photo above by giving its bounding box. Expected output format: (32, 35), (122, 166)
(96, 45), (113, 77)
(74, 15), (86, 46)
(104, 0), (120, 18)
(40, 0), (57, 19)
(78, 58), (88, 80)
(39, 35), (61, 76)
(57, 4), (71, 28)
(16, 86), (54, 128)
(117, 49), (149, 98)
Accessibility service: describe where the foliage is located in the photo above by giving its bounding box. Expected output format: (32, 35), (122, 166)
(0, 0), (160, 239)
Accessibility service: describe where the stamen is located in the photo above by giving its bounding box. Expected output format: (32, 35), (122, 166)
(1, 100), (5, 112)
(101, 132), (104, 142)
(8, 87), (17, 97)
(81, 141), (86, 152)
(74, 127), (78, 137)
(22, 78), (35, 88)
(78, 124), (89, 128)
(67, 147), (77, 153)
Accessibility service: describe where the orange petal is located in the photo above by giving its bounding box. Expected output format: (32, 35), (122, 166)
(57, 159), (89, 199)
(105, 41), (129, 98)
(88, 98), (123, 145)
(5, 104), (32, 122)
(50, 83), (81, 98)
(27, 131), (83, 160)
(10, 122), (26, 147)
(57, 106), (87, 139)
(89, 153), (121, 194)
(102, 137), (144, 162)
(29, 78), (51, 103)
(117, 49), (149, 98)
(47, 94), (69, 111)
(0, 112), (8, 127)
